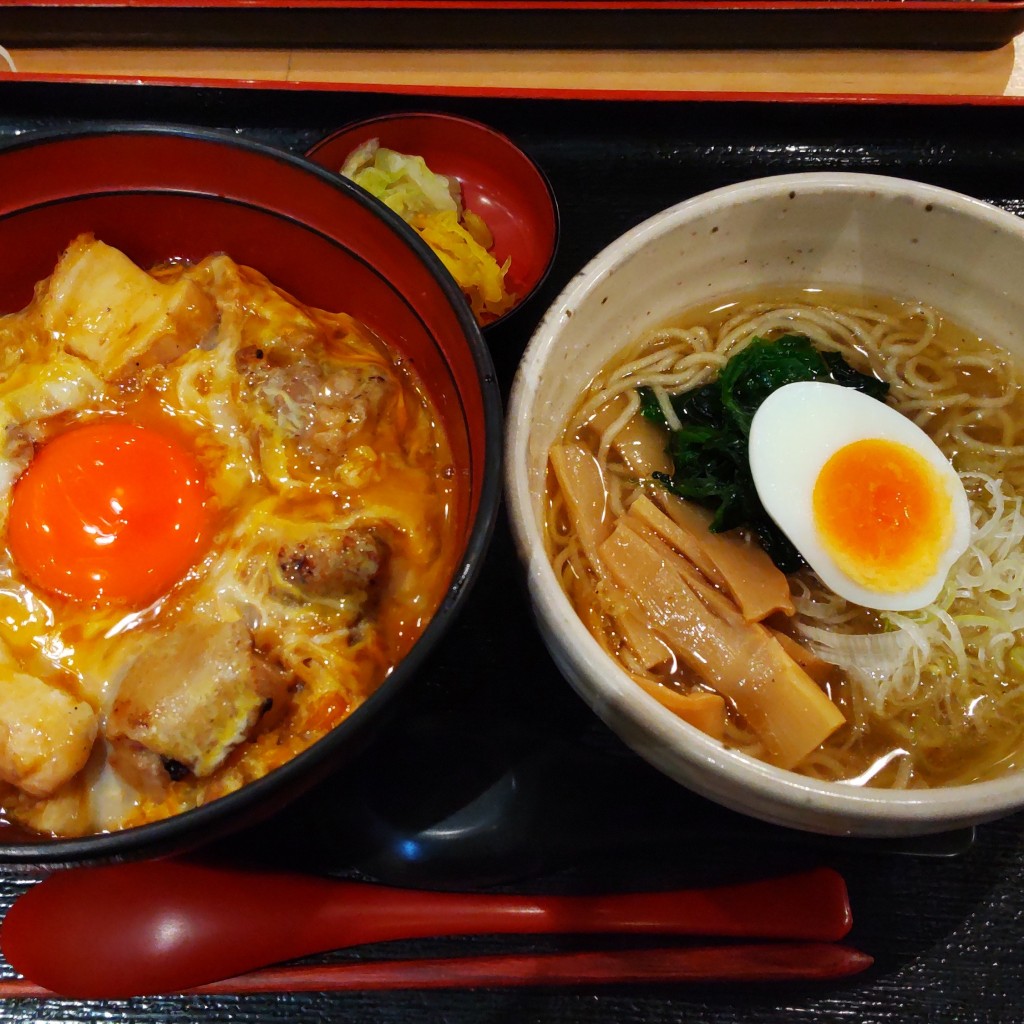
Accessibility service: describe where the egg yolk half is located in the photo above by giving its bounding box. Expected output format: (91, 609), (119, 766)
(8, 421), (212, 607)
(812, 437), (953, 594)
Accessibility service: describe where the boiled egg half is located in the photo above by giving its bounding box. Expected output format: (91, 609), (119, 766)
(749, 381), (971, 612)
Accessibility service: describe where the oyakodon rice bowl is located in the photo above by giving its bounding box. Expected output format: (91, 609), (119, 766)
(507, 171), (1024, 837)
(0, 126), (501, 869)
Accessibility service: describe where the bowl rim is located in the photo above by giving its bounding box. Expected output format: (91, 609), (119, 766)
(506, 170), (1024, 829)
(0, 123), (504, 864)
(304, 110), (561, 332)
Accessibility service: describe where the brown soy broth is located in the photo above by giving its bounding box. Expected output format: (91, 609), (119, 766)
(548, 286), (1024, 789)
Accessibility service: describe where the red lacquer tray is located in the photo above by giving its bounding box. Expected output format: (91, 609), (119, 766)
(0, 0), (1022, 50)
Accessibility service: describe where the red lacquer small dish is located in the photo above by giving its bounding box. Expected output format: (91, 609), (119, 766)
(307, 112), (559, 330)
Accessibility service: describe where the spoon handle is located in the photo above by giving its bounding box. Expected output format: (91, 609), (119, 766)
(313, 864), (852, 944)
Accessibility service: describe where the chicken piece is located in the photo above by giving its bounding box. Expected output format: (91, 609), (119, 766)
(41, 235), (218, 378)
(277, 528), (388, 602)
(0, 671), (97, 798)
(106, 742), (180, 798)
(107, 619), (292, 785)
(237, 347), (393, 470)
(0, 354), (103, 441)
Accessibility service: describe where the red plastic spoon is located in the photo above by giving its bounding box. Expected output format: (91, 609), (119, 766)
(1, 861), (852, 999)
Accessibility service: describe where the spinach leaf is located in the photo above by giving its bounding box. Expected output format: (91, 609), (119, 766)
(821, 350), (890, 401)
(639, 379), (722, 429)
(719, 335), (825, 433)
(640, 334), (888, 573)
(718, 334), (887, 433)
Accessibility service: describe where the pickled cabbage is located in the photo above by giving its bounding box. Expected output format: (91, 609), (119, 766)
(341, 139), (514, 323)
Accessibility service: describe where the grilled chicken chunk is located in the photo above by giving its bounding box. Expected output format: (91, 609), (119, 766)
(278, 528), (388, 602)
(107, 619), (291, 789)
(42, 235), (218, 378)
(0, 671), (97, 798)
(237, 347), (393, 470)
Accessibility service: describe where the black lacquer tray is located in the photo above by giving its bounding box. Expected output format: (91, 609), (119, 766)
(0, 82), (1023, 1023)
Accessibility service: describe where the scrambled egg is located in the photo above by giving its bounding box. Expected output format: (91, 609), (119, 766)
(0, 235), (458, 837)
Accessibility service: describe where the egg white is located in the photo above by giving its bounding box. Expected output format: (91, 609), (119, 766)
(749, 381), (971, 612)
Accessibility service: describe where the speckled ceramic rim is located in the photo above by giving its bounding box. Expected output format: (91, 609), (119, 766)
(507, 171), (1024, 836)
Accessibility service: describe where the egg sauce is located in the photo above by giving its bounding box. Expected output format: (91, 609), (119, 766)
(0, 237), (460, 837)
(547, 287), (1024, 789)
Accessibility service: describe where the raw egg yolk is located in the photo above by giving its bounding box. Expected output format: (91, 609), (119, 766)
(812, 437), (953, 594)
(8, 421), (212, 607)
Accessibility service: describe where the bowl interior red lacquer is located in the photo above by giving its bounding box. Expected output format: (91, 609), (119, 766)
(306, 112), (559, 324)
(0, 126), (502, 866)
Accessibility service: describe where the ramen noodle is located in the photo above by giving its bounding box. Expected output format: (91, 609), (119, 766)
(547, 289), (1024, 789)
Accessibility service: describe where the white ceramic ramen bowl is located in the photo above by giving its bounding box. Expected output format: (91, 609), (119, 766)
(506, 171), (1024, 837)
